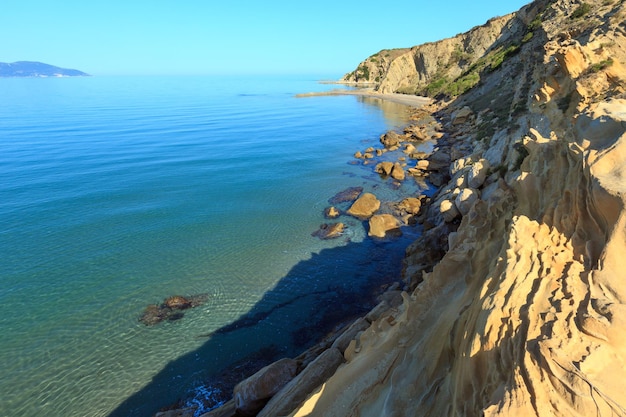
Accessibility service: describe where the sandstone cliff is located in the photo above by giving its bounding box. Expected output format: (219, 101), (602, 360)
(293, 0), (626, 416)
(163, 1), (626, 416)
(341, 10), (529, 95)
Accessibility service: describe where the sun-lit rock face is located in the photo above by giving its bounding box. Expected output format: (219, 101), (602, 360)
(285, 1), (626, 416)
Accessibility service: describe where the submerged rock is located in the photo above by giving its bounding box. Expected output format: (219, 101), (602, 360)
(164, 295), (192, 309)
(139, 294), (208, 326)
(328, 187), (363, 204)
(312, 223), (345, 239)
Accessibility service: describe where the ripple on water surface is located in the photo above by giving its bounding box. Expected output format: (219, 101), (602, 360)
(0, 75), (428, 416)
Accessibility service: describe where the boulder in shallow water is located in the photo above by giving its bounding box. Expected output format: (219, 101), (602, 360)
(397, 197), (422, 215)
(312, 223), (345, 239)
(154, 407), (197, 417)
(391, 162), (405, 181)
(328, 186), (363, 204)
(347, 193), (380, 219)
(164, 295), (192, 310)
(380, 131), (402, 148)
(139, 304), (170, 326)
(368, 214), (402, 238)
(139, 294), (208, 326)
(324, 206), (340, 219)
(375, 161), (394, 176)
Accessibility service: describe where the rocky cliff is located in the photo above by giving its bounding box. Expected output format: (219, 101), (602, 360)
(340, 9), (529, 95)
(294, 0), (626, 416)
(163, 0), (626, 416)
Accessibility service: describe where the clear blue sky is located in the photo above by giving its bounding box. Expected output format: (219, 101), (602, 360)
(2, 1), (532, 76)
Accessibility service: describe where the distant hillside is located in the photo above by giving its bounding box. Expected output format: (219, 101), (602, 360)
(0, 61), (89, 77)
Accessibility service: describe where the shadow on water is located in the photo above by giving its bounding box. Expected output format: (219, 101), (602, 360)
(109, 96), (430, 416)
(108, 219), (420, 416)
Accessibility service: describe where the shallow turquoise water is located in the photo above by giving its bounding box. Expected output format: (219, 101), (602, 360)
(0, 75), (428, 416)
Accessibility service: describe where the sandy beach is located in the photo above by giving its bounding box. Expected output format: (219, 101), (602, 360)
(296, 88), (432, 107)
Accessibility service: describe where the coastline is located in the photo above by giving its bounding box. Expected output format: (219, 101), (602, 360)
(295, 88), (432, 108)
(156, 94), (450, 417)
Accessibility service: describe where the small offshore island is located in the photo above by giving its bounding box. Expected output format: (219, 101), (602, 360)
(0, 61), (89, 77)
(158, 0), (626, 415)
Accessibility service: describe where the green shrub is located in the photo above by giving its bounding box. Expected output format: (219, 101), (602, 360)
(571, 3), (591, 19)
(356, 65), (370, 81)
(489, 45), (521, 71)
(424, 77), (448, 96)
(451, 46), (472, 64)
(447, 72), (480, 96)
(522, 32), (534, 43)
(528, 15), (543, 31)
(589, 58), (614, 73)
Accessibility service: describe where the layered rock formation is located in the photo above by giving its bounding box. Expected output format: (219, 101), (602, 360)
(290, 0), (626, 415)
(162, 0), (626, 415)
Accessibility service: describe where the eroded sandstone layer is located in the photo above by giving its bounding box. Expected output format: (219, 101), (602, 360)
(289, 0), (626, 416)
(162, 0), (626, 415)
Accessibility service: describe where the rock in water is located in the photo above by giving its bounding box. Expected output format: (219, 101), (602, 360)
(397, 197), (422, 215)
(347, 193), (381, 219)
(163, 295), (192, 309)
(368, 214), (402, 238)
(390, 162), (405, 181)
(380, 131), (402, 148)
(139, 294), (209, 326)
(139, 304), (169, 326)
(375, 161), (394, 176)
(328, 187), (363, 204)
(312, 223), (345, 239)
(324, 206), (341, 218)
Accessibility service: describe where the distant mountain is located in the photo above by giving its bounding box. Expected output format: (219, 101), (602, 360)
(0, 61), (89, 77)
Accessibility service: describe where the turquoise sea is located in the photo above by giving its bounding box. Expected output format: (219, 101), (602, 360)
(0, 75), (430, 416)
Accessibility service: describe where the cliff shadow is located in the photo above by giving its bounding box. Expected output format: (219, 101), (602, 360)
(107, 221), (421, 417)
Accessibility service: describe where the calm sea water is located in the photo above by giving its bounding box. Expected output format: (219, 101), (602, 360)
(0, 75), (429, 416)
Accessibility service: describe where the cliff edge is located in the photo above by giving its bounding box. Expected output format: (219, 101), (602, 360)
(293, 0), (626, 415)
(163, 0), (626, 415)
